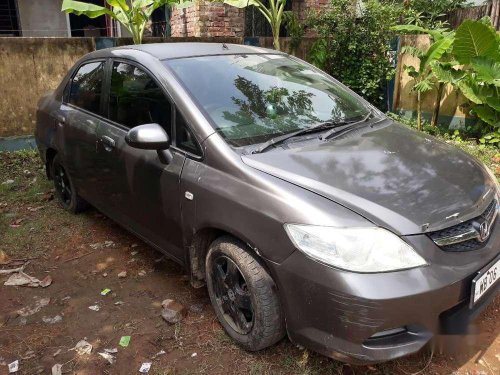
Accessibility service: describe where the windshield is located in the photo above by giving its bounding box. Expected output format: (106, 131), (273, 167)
(165, 54), (370, 147)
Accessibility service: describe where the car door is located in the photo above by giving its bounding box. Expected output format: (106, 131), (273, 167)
(59, 60), (108, 203)
(94, 60), (189, 261)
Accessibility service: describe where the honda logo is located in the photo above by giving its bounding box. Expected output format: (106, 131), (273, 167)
(476, 220), (491, 242)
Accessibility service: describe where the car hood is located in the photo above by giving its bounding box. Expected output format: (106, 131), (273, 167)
(241, 120), (496, 235)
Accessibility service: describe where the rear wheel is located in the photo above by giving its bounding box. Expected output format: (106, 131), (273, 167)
(51, 154), (88, 213)
(206, 236), (285, 351)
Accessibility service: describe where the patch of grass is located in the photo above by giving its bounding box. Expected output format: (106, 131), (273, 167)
(0, 149), (96, 258)
(0, 150), (51, 205)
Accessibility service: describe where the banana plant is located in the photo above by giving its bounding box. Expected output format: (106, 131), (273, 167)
(392, 24), (455, 130)
(61, 0), (182, 44)
(221, 0), (287, 51)
(428, 60), (464, 127)
(451, 19), (500, 129)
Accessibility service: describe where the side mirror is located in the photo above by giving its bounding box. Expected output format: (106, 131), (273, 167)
(125, 123), (173, 164)
(125, 123), (170, 150)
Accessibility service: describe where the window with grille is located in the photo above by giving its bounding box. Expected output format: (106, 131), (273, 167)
(244, 1), (292, 37)
(0, 0), (20, 36)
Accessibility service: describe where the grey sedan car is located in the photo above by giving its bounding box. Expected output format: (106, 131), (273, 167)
(35, 43), (499, 364)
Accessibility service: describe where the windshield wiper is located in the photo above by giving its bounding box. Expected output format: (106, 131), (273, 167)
(250, 109), (376, 154)
(251, 122), (337, 154)
(319, 109), (375, 141)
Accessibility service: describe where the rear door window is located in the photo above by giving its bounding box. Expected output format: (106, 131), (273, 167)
(107, 61), (172, 137)
(69, 61), (105, 115)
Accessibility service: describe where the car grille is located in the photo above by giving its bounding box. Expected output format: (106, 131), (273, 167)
(428, 199), (498, 252)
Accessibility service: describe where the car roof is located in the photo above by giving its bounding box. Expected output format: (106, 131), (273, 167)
(87, 42), (283, 61)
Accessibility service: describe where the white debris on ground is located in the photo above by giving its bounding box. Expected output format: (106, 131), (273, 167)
(51, 363), (62, 375)
(70, 340), (92, 355)
(98, 351), (115, 364)
(152, 350), (166, 359)
(16, 297), (50, 317)
(8, 360), (18, 373)
(89, 241), (115, 250)
(139, 362), (152, 373)
(4, 272), (52, 288)
(42, 315), (63, 324)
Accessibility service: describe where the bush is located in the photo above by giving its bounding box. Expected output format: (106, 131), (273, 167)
(400, 0), (470, 29)
(308, 0), (400, 108)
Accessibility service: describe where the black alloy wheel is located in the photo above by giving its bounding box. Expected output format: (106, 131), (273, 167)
(51, 154), (88, 213)
(212, 255), (254, 334)
(53, 162), (72, 206)
(206, 236), (285, 351)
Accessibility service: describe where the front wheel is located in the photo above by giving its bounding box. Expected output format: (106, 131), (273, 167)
(51, 154), (88, 213)
(206, 236), (285, 351)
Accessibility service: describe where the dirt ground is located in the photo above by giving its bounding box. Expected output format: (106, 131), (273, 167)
(0, 150), (499, 375)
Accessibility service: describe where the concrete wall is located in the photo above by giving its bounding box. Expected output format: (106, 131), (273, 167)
(17, 0), (69, 37)
(0, 37), (242, 137)
(393, 35), (470, 128)
(0, 38), (95, 137)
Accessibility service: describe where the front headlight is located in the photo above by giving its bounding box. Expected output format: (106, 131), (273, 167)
(284, 224), (427, 273)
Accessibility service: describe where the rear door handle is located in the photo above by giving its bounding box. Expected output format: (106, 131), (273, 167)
(101, 136), (116, 151)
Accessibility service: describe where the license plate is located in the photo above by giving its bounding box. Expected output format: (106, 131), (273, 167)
(471, 257), (500, 306)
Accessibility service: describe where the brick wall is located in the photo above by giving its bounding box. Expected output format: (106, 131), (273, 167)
(293, 0), (330, 21)
(199, 2), (244, 37)
(170, 3), (201, 37)
(293, 0), (331, 36)
(170, 2), (244, 37)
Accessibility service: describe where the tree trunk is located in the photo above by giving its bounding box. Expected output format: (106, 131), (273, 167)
(491, 0), (499, 30)
(273, 35), (280, 51)
(417, 91), (422, 131)
(431, 83), (444, 127)
(273, 25), (280, 51)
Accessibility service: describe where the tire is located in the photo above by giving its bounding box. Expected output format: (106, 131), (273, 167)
(51, 154), (88, 213)
(206, 236), (285, 351)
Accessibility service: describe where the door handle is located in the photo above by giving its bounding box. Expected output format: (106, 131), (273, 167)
(55, 114), (66, 127)
(101, 136), (116, 151)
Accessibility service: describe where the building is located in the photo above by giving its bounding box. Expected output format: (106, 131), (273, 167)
(0, 0), (328, 39)
(0, 0), (170, 37)
(0, 0), (494, 39)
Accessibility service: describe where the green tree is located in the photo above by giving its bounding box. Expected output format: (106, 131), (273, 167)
(221, 0), (287, 51)
(61, 0), (181, 44)
(283, 11), (305, 55)
(308, 0), (399, 108)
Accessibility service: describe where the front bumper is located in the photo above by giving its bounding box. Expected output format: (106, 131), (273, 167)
(269, 232), (500, 364)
